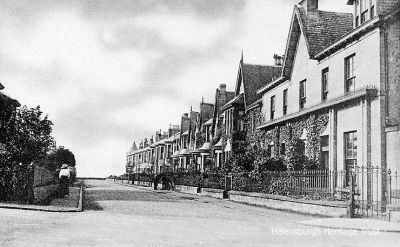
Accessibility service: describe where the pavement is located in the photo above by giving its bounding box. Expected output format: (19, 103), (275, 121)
(301, 218), (400, 233)
(116, 180), (400, 233)
(0, 185), (82, 212)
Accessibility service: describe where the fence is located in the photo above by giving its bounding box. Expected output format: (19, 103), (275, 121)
(231, 170), (341, 200)
(349, 166), (400, 218)
(132, 173), (154, 186)
(203, 173), (225, 190)
(388, 169), (400, 205)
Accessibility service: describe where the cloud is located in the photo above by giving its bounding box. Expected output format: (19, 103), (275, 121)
(134, 12), (231, 49)
(0, 0), (353, 177)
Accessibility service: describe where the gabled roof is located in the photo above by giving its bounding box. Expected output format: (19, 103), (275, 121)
(128, 141), (138, 153)
(282, 6), (352, 79)
(221, 94), (244, 111)
(235, 59), (281, 109)
(243, 64), (281, 107)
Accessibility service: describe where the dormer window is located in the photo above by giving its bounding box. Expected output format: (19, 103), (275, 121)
(370, 5), (375, 19)
(353, 0), (374, 26)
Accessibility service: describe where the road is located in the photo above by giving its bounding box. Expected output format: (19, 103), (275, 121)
(0, 179), (398, 247)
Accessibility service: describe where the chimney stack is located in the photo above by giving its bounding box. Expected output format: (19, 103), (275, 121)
(299, 0), (319, 15)
(219, 84), (226, 92)
(273, 54), (284, 66)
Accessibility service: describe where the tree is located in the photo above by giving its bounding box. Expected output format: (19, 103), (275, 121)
(39, 147), (76, 172)
(1, 106), (54, 165)
(0, 106), (54, 202)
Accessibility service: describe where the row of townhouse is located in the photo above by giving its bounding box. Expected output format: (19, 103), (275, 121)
(126, 0), (400, 197)
(126, 83), (236, 174)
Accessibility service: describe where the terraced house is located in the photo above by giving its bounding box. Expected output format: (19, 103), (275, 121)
(220, 55), (281, 161)
(126, 0), (399, 210)
(256, 0), (400, 204)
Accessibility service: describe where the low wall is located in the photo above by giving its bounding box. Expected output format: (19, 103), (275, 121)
(133, 181), (152, 187)
(174, 185), (199, 195)
(200, 188), (224, 199)
(228, 190), (349, 217)
(387, 204), (400, 222)
(33, 184), (58, 204)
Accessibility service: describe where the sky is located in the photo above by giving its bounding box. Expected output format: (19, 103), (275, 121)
(0, 0), (352, 177)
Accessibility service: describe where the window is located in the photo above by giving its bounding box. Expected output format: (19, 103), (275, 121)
(355, 0), (360, 27)
(283, 89), (288, 115)
(361, 10), (368, 23)
(345, 54), (356, 93)
(270, 95), (275, 120)
(370, 5), (375, 19)
(252, 113), (256, 132)
(321, 68), (329, 101)
(238, 119), (245, 131)
(360, 0), (368, 23)
(299, 80), (306, 109)
(344, 131), (357, 186)
(280, 143), (286, 156)
(268, 143), (275, 158)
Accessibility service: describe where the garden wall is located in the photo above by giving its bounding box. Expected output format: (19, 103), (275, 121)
(228, 190), (349, 217)
(387, 204), (400, 222)
(174, 185), (199, 195)
(200, 188), (224, 199)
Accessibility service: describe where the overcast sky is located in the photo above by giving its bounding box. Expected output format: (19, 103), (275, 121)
(0, 0), (352, 177)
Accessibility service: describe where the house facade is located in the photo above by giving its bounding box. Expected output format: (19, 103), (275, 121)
(220, 56), (281, 163)
(125, 1), (400, 199)
(256, 0), (399, 196)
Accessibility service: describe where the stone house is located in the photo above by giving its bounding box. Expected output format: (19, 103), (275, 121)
(126, 125), (179, 174)
(220, 55), (281, 163)
(192, 101), (214, 171)
(210, 84), (235, 168)
(257, 0), (400, 199)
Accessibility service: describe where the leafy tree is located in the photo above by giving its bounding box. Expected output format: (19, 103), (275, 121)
(38, 147), (76, 172)
(0, 106), (54, 202)
(1, 106), (54, 165)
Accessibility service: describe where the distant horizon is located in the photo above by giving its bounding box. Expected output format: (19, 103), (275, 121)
(0, 0), (352, 177)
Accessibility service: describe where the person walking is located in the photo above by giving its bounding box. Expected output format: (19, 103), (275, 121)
(58, 164), (70, 197)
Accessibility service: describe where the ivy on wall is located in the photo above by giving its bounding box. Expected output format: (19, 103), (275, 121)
(244, 108), (329, 170)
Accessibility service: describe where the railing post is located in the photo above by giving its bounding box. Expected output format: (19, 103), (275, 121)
(349, 172), (356, 218)
(387, 169), (392, 205)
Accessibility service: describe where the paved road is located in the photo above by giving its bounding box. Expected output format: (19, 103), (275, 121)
(0, 180), (398, 247)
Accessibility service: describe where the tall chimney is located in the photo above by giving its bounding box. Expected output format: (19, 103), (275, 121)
(219, 84), (226, 92)
(273, 54), (283, 66)
(299, 0), (319, 14)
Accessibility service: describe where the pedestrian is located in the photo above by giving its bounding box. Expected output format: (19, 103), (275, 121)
(58, 164), (70, 197)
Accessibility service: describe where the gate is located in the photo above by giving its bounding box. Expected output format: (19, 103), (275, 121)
(351, 166), (399, 219)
